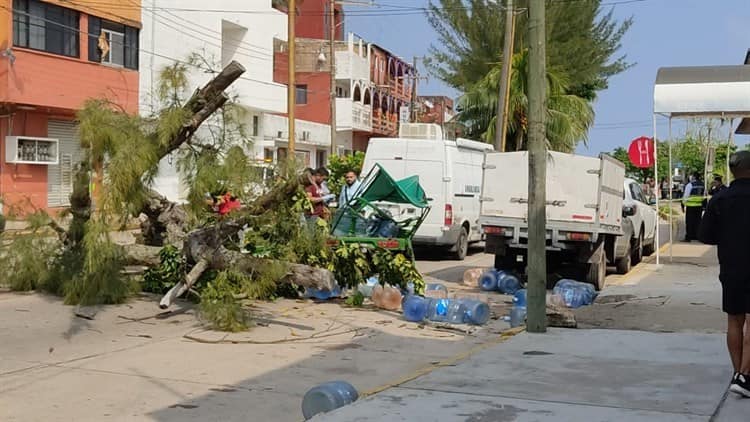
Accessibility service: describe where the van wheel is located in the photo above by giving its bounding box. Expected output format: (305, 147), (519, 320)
(586, 251), (607, 291)
(643, 238), (655, 256)
(615, 246), (632, 275)
(453, 228), (469, 260)
(632, 231), (644, 264)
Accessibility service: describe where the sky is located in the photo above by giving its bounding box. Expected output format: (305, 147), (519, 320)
(344, 0), (750, 155)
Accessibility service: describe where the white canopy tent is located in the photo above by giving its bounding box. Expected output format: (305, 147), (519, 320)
(653, 65), (750, 264)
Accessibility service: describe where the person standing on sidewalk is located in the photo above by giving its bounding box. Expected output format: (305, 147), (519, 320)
(699, 151), (750, 397)
(682, 172), (706, 242)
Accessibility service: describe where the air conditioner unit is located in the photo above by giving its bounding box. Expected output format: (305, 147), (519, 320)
(398, 123), (443, 141)
(302, 131), (311, 141)
(5, 136), (59, 165)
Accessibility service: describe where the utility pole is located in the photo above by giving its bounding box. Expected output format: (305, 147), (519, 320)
(287, 0), (296, 154)
(410, 56), (418, 123)
(329, 0), (337, 159)
(495, 0), (515, 152)
(526, 0), (547, 333)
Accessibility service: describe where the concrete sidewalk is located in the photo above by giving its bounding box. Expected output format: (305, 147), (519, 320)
(317, 329), (734, 421)
(320, 242), (750, 421)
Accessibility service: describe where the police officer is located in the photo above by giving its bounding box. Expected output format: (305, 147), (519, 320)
(682, 172), (705, 242)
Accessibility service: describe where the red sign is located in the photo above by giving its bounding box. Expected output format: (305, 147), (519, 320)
(628, 136), (655, 169)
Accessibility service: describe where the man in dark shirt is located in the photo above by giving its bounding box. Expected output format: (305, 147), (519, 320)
(699, 151), (750, 397)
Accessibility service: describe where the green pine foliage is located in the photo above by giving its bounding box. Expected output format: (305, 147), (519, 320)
(426, 0), (632, 148)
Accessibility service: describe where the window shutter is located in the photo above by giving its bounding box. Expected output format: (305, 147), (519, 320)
(88, 16), (101, 62)
(124, 26), (139, 70)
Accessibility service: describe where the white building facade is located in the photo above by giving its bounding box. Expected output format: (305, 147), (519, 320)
(139, 0), (331, 201)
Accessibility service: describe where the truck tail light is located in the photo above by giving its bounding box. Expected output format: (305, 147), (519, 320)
(566, 232), (591, 241)
(483, 226), (505, 235)
(444, 204), (453, 227)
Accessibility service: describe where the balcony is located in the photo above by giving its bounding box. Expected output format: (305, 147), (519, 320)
(335, 50), (370, 82)
(336, 99), (372, 132)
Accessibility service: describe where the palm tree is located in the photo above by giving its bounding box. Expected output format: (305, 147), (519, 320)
(458, 49), (594, 153)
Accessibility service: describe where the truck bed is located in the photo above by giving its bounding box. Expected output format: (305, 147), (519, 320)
(479, 151), (625, 242)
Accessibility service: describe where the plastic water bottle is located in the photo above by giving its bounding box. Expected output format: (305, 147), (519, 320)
(356, 276), (379, 298)
(446, 300), (468, 324)
(403, 295), (429, 322)
(425, 283), (448, 299)
(305, 285), (342, 300)
(462, 299), (490, 325)
(479, 270), (499, 291)
(552, 279), (597, 309)
(497, 272), (522, 294)
(426, 298), (451, 322)
(301, 381), (359, 420)
(513, 289), (527, 307)
(372, 285), (403, 311)
(509, 305), (527, 328)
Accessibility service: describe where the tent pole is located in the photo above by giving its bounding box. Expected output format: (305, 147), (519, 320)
(727, 118), (735, 183)
(654, 115), (660, 266)
(668, 118), (673, 263)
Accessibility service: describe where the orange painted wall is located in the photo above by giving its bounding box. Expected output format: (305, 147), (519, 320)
(42, 0), (141, 27)
(274, 51), (331, 125)
(0, 112), (51, 212)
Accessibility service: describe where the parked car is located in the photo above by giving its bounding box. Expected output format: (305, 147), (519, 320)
(616, 178), (659, 273)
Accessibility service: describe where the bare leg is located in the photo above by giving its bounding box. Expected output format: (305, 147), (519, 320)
(728, 314), (745, 373)
(740, 315), (750, 374)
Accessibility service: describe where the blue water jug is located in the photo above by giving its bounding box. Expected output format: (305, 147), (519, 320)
(462, 299), (491, 325)
(552, 279), (597, 309)
(509, 305), (527, 328)
(513, 289), (527, 307)
(479, 270), (499, 291)
(301, 381), (359, 420)
(446, 300), (468, 324)
(497, 272), (522, 294)
(375, 219), (399, 238)
(305, 285), (342, 300)
(403, 295), (429, 322)
(427, 298), (451, 322)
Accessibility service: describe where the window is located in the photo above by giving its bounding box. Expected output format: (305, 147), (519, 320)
(88, 16), (139, 70)
(295, 85), (308, 105)
(12, 0), (79, 57)
(316, 150), (327, 167)
(629, 183), (645, 203)
(252, 116), (260, 137)
(277, 147), (288, 161)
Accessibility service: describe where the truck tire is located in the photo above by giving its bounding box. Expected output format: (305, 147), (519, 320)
(453, 227), (469, 260)
(643, 238), (656, 257)
(586, 251), (607, 291)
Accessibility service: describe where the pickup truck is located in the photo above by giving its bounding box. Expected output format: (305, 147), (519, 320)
(479, 151), (627, 290)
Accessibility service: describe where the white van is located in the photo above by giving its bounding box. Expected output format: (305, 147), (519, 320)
(362, 124), (493, 259)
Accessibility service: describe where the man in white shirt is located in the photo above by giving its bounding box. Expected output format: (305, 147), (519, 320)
(338, 170), (362, 208)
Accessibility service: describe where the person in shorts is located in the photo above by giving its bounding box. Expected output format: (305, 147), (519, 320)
(699, 151), (750, 397)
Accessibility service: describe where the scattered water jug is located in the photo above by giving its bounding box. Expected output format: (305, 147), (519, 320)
(305, 285), (342, 300)
(426, 298), (450, 322)
(552, 279), (597, 309)
(403, 295), (429, 322)
(479, 270), (499, 291)
(462, 299), (490, 325)
(496, 272), (522, 295)
(356, 276), (379, 298)
(513, 289), (527, 307)
(425, 283), (449, 299)
(446, 300), (468, 324)
(372, 284), (403, 311)
(301, 381), (359, 420)
(508, 305), (527, 328)
(375, 219), (399, 238)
